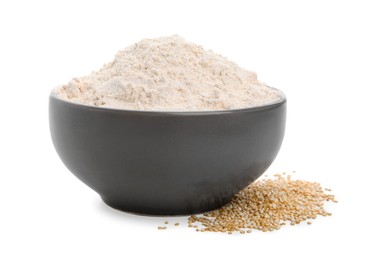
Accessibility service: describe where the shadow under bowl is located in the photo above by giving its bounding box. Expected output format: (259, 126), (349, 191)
(49, 95), (286, 215)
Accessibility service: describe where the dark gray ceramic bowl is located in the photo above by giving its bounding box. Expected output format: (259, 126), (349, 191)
(49, 94), (286, 215)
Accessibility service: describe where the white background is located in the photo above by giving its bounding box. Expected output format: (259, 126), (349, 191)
(1, 0), (371, 259)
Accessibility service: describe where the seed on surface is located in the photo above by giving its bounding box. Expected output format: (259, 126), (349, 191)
(187, 172), (336, 234)
(175, 223), (180, 226)
(164, 221), (169, 224)
(307, 222), (312, 225)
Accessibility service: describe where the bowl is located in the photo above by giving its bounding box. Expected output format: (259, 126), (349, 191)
(49, 94), (286, 215)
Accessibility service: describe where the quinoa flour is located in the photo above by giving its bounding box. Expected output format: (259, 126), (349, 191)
(53, 35), (283, 111)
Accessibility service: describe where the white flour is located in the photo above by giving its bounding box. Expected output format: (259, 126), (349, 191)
(53, 36), (283, 111)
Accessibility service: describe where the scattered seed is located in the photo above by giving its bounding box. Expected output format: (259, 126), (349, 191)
(307, 222), (312, 225)
(175, 223), (180, 226)
(187, 173), (336, 234)
(164, 221), (169, 224)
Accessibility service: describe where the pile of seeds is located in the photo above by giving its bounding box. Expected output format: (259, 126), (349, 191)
(186, 173), (337, 234)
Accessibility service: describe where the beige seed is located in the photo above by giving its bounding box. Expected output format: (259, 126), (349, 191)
(175, 223), (180, 226)
(186, 173), (336, 234)
(164, 221), (169, 224)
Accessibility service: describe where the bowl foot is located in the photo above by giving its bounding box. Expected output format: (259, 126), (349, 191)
(100, 196), (233, 216)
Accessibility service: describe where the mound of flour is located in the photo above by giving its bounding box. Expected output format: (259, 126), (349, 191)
(53, 36), (283, 111)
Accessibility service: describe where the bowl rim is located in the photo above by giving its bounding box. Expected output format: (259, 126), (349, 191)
(50, 88), (286, 116)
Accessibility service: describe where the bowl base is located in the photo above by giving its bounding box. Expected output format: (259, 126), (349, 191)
(101, 196), (233, 216)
